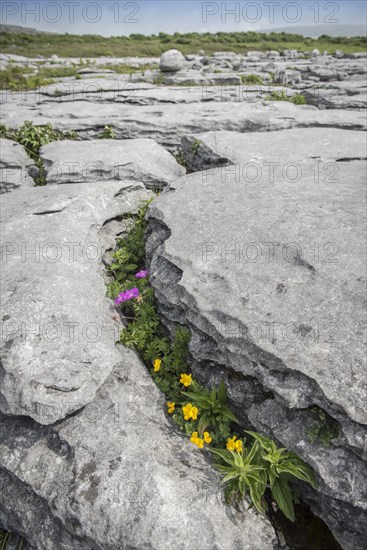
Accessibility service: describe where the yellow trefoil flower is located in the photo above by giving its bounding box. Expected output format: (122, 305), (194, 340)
(167, 401), (175, 414)
(153, 358), (161, 372)
(180, 373), (193, 387)
(190, 431), (204, 449)
(182, 403), (199, 421)
(227, 435), (243, 453)
(203, 431), (212, 444)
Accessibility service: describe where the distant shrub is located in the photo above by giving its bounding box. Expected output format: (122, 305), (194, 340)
(241, 74), (264, 85)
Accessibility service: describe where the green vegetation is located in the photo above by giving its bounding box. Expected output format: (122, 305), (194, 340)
(97, 63), (158, 74)
(106, 201), (317, 523)
(0, 62), (158, 91)
(291, 93), (307, 105)
(174, 148), (188, 169)
(241, 74), (264, 85)
(306, 407), (339, 447)
(190, 139), (201, 155)
(181, 382), (238, 443)
(0, 529), (25, 550)
(152, 73), (164, 85)
(0, 121), (77, 184)
(99, 125), (116, 139)
(0, 65), (54, 91)
(211, 431), (316, 521)
(1, 31), (365, 59)
(266, 90), (307, 105)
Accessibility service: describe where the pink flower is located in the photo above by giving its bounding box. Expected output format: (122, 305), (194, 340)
(135, 270), (148, 279)
(114, 287), (139, 306)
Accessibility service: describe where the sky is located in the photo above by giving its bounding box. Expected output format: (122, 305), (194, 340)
(1, 0), (366, 36)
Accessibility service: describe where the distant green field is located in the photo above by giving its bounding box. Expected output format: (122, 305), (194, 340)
(1, 30), (366, 58)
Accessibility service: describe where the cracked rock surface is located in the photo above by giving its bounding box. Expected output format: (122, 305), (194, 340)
(0, 177), (277, 549)
(2, 96), (365, 150)
(0, 138), (35, 194)
(181, 127), (367, 173)
(40, 139), (184, 189)
(0, 180), (152, 423)
(146, 157), (367, 550)
(1, 47), (367, 549)
(0, 350), (278, 550)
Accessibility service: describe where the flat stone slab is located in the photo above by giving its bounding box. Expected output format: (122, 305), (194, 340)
(0, 138), (34, 193)
(148, 160), (367, 425)
(0, 350), (277, 550)
(40, 139), (185, 188)
(1, 101), (365, 149)
(182, 128), (367, 172)
(0, 181), (152, 424)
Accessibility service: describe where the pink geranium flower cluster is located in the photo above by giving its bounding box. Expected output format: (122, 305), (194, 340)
(114, 287), (139, 306)
(135, 269), (148, 279)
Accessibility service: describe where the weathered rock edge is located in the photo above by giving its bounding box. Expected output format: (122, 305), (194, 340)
(0, 349), (278, 550)
(0, 182), (278, 549)
(145, 167), (367, 550)
(0, 181), (152, 424)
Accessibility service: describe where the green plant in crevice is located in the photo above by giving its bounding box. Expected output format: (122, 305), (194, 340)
(0, 528), (25, 550)
(106, 200), (318, 523)
(266, 90), (289, 101)
(306, 406), (339, 447)
(240, 74), (264, 85)
(291, 93), (307, 105)
(153, 72), (164, 85)
(0, 121), (78, 185)
(174, 148), (188, 169)
(181, 381), (238, 444)
(0, 65), (54, 91)
(265, 90), (307, 105)
(106, 204), (149, 289)
(210, 431), (316, 521)
(190, 139), (201, 156)
(99, 125), (116, 139)
(0, 529), (9, 550)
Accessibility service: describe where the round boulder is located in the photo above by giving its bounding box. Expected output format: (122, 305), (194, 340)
(159, 49), (185, 72)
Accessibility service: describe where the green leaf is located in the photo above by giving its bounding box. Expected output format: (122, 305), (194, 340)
(224, 478), (239, 504)
(271, 478), (295, 522)
(245, 431), (275, 452)
(221, 472), (240, 484)
(124, 263), (138, 271)
(248, 470), (267, 514)
(197, 415), (210, 434)
(213, 464), (236, 474)
(217, 381), (227, 404)
(276, 459), (317, 489)
(209, 447), (236, 466)
(238, 476), (247, 497)
(222, 409), (239, 423)
(210, 387), (216, 403)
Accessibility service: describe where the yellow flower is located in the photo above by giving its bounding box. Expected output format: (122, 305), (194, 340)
(167, 401), (175, 414)
(203, 431), (212, 444)
(196, 437), (204, 449)
(180, 373), (193, 387)
(190, 431), (199, 444)
(153, 359), (161, 372)
(226, 436), (237, 451)
(182, 403), (199, 421)
(190, 431), (204, 449)
(227, 435), (242, 453)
